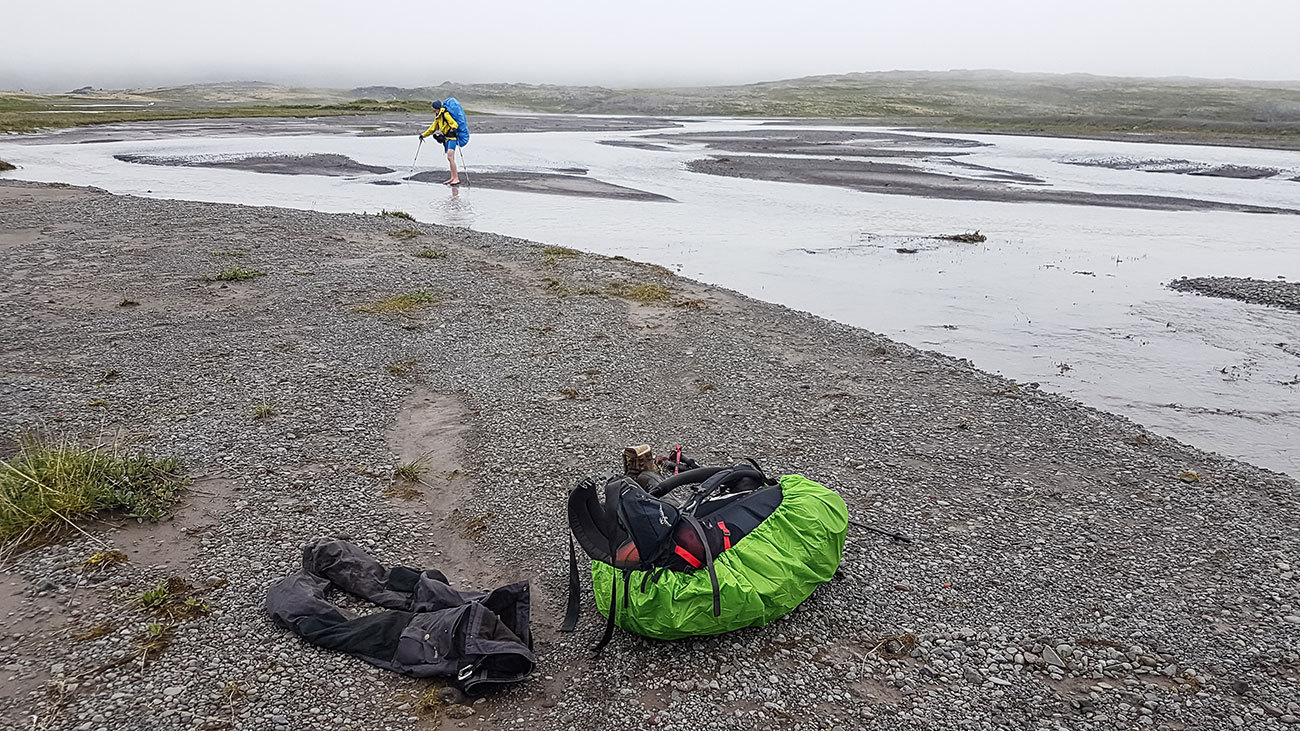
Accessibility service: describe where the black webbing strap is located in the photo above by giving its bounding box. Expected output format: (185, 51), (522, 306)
(681, 467), (764, 514)
(592, 497), (627, 655)
(592, 570), (625, 656)
(684, 516), (721, 617)
(560, 535), (581, 632)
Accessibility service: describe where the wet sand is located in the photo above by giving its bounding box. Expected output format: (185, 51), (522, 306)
(28, 118), (1297, 213)
(1064, 158), (1288, 180)
(111, 149), (672, 201)
(633, 128), (1299, 213)
(27, 113), (678, 146)
(407, 170), (673, 201)
(686, 155), (1300, 214)
(758, 117), (1300, 153)
(596, 139), (674, 152)
(115, 152), (394, 176)
(646, 128), (987, 158)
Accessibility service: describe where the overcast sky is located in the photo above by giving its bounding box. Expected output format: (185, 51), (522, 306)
(4, 0), (1299, 92)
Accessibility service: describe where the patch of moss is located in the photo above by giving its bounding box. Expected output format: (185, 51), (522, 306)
(355, 289), (437, 313)
(609, 282), (671, 304)
(211, 268), (264, 282)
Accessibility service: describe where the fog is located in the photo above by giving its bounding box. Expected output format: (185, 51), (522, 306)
(3, 0), (1300, 91)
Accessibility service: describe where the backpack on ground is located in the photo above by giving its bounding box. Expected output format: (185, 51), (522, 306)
(562, 448), (848, 651)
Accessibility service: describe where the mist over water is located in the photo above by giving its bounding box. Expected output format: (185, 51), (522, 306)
(2, 118), (1298, 477)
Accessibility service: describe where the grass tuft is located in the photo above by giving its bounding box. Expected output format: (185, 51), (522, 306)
(460, 512), (495, 540)
(543, 246), (580, 267)
(74, 622), (117, 641)
(355, 289), (436, 313)
(393, 456), (430, 483)
(252, 403), (275, 420)
(83, 549), (128, 572)
(389, 228), (421, 241)
(608, 282), (672, 304)
(134, 621), (175, 662)
(540, 278), (599, 297)
(379, 209), (415, 221)
(413, 248), (446, 259)
(136, 580), (172, 610)
(415, 686), (443, 719)
(386, 358), (418, 376)
(212, 268), (264, 282)
(543, 246), (579, 258)
(0, 435), (185, 548)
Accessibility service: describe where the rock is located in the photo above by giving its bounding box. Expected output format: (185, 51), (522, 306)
(1042, 647), (1065, 668)
(436, 686), (466, 705)
(445, 705), (474, 720)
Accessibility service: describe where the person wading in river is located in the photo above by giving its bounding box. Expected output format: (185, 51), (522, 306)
(419, 98), (470, 185)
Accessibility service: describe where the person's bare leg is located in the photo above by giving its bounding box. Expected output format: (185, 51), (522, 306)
(441, 148), (453, 183)
(446, 148), (460, 185)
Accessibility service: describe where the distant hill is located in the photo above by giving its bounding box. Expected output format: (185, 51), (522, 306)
(408, 70), (1300, 121)
(38, 70), (1300, 122)
(129, 81), (356, 105)
(402, 70), (1300, 146)
(4, 70), (1299, 147)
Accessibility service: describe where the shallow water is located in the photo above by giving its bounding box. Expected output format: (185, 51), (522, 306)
(2, 118), (1299, 477)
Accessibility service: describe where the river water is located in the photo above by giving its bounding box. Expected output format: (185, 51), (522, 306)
(2, 118), (1298, 477)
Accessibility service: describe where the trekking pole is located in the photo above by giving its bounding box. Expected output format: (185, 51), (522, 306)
(849, 519), (912, 543)
(458, 147), (470, 187)
(409, 137), (423, 178)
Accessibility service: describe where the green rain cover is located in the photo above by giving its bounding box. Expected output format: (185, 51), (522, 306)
(591, 474), (848, 639)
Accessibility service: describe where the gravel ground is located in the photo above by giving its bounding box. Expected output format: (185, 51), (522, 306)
(1, 180), (1298, 730)
(1169, 277), (1300, 314)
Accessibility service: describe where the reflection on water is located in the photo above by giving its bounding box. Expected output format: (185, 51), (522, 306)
(1, 118), (1297, 477)
(432, 184), (476, 228)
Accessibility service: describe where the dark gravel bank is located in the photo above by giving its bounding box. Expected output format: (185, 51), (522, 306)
(1, 181), (1297, 730)
(1169, 276), (1300, 313)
